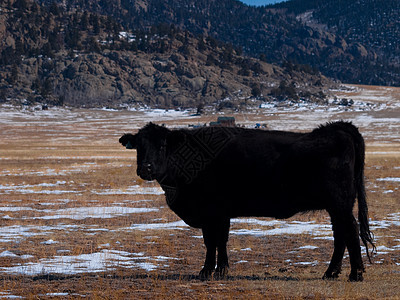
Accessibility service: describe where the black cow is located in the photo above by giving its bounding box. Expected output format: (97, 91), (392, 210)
(119, 121), (375, 281)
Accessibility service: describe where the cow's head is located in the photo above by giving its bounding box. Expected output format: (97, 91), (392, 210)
(119, 123), (170, 181)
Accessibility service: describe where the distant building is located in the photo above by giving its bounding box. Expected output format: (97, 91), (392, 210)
(210, 116), (236, 127)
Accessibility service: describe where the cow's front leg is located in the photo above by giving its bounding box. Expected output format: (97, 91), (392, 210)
(214, 218), (230, 279)
(199, 218), (230, 280)
(199, 224), (217, 280)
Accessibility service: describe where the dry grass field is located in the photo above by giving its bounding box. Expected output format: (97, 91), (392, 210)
(0, 85), (399, 299)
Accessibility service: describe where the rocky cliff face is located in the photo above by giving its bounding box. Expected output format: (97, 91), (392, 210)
(3, 39), (334, 108)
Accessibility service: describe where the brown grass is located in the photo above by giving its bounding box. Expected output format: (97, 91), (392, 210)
(0, 95), (399, 299)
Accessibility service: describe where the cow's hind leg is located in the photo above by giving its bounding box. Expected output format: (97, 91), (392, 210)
(345, 214), (365, 281)
(199, 218), (230, 280)
(323, 215), (346, 280)
(326, 210), (364, 281)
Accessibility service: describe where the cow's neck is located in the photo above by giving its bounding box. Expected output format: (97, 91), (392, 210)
(157, 174), (177, 189)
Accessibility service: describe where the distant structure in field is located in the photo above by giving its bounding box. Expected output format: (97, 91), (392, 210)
(210, 116), (236, 127)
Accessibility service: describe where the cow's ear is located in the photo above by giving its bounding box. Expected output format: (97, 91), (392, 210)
(119, 133), (137, 149)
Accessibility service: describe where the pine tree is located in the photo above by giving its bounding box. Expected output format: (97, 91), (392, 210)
(13, 0), (27, 11)
(9, 64), (19, 85)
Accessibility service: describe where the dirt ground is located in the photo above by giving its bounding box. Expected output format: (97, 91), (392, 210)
(0, 85), (399, 299)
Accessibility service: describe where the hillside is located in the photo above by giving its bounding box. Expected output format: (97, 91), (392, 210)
(0, 0), (334, 108)
(42, 0), (400, 87)
(275, 0), (400, 86)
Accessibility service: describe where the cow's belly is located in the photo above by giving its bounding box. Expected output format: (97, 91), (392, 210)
(167, 180), (327, 225)
(162, 159), (340, 226)
(228, 194), (325, 219)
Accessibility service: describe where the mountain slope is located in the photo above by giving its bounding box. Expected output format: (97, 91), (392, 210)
(43, 0), (400, 86)
(275, 0), (400, 85)
(0, 0), (333, 108)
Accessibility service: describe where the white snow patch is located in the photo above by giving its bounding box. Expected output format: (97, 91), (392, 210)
(297, 245), (319, 250)
(230, 221), (332, 237)
(294, 260), (319, 266)
(383, 190), (394, 194)
(375, 245), (396, 255)
(124, 220), (188, 231)
(0, 207), (33, 212)
(93, 185), (164, 195)
(0, 250), (179, 275)
(0, 224), (89, 243)
(32, 206), (158, 220)
(232, 218), (284, 227)
(235, 260), (248, 264)
(0, 183), (80, 195)
(370, 213), (400, 229)
(0, 250), (19, 258)
(41, 239), (59, 245)
(377, 177), (400, 182)
(0, 291), (23, 299)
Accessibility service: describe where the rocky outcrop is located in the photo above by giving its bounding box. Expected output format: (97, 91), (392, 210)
(0, 0), (337, 108)
(2, 44), (335, 108)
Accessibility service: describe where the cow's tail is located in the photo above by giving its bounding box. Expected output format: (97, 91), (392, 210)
(351, 123), (376, 263)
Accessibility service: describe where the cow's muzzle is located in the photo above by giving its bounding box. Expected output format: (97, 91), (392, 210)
(137, 163), (155, 181)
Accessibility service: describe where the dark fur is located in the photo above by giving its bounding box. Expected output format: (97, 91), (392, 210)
(119, 121), (375, 281)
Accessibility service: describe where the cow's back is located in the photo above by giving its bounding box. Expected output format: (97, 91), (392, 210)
(164, 124), (358, 226)
(166, 128), (305, 223)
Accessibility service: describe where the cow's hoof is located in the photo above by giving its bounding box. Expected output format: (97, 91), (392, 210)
(199, 268), (214, 281)
(348, 270), (364, 282)
(214, 266), (229, 280)
(322, 271), (340, 280)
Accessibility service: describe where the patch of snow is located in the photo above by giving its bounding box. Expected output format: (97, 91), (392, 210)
(370, 213), (400, 229)
(0, 207), (33, 212)
(241, 248), (252, 251)
(230, 221), (332, 237)
(377, 177), (400, 182)
(31, 206), (158, 220)
(0, 224), (81, 243)
(383, 190), (394, 194)
(297, 245), (319, 250)
(235, 260), (248, 264)
(0, 250), (19, 258)
(0, 291), (23, 299)
(93, 185), (164, 195)
(0, 183), (80, 195)
(0, 249), (179, 275)
(375, 245), (396, 255)
(232, 218), (284, 227)
(124, 220), (188, 231)
(41, 239), (59, 245)
(294, 260), (319, 266)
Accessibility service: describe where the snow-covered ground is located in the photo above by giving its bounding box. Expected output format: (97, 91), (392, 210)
(248, 85), (400, 143)
(1, 85), (400, 141)
(0, 85), (399, 276)
(0, 209), (398, 275)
